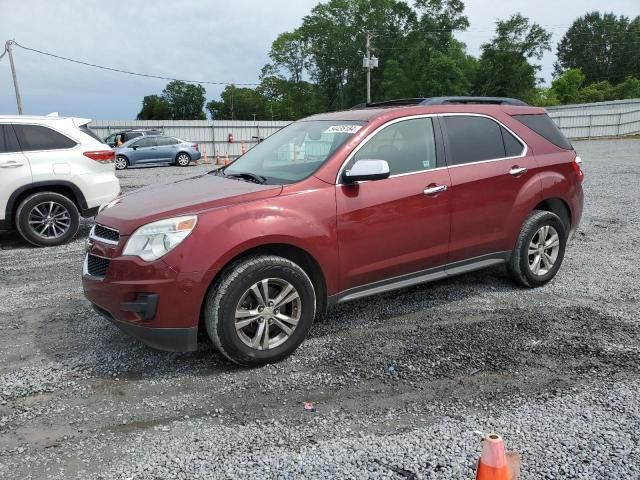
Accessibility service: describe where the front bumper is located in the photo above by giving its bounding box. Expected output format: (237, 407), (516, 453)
(82, 250), (212, 352)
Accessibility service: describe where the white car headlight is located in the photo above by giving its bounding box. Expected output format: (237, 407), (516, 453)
(123, 216), (198, 262)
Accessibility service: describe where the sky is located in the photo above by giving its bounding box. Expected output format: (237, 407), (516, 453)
(0, 0), (638, 119)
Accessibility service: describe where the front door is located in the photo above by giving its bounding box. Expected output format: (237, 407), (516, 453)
(131, 136), (159, 163)
(336, 117), (451, 292)
(440, 114), (540, 263)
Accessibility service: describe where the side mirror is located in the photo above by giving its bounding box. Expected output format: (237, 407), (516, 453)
(132, 145), (139, 150)
(342, 159), (390, 184)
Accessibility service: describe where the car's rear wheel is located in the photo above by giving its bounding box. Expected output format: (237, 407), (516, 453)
(204, 255), (316, 366)
(15, 192), (80, 247)
(507, 210), (567, 287)
(176, 153), (191, 167)
(115, 155), (128, 170)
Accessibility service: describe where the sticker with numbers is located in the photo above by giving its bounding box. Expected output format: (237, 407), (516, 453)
(324, 125), (363, 134)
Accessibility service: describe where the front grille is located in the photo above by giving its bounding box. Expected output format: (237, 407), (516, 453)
(87, 254), (110, 278)
(93, 224), (120, 243)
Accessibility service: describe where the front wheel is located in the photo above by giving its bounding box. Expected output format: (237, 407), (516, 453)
(115, 155), (128, 170)
(507, 210), (567, 288)
(176, 152), (191, 167)
(204, 255), (316, 366)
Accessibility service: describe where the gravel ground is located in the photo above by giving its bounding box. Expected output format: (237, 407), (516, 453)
(0, 140), (638, 479)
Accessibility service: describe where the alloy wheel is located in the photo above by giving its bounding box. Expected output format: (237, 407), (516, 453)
(528, 225), (560, 276)
(28, 201), (71, 240)
(115, 156), (127, 170)
(234, 278), (301, 350)
(177, 154), (190, 166)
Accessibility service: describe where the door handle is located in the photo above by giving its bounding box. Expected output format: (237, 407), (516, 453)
(0, 160), (24, 168)
(509, 166), (528, 176)
(423, 184), (448, 196)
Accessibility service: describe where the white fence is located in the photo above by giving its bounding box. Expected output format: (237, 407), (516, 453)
(89, 120), (292, 158)
(547, 99), (640, 139)
(89, 99), (640, 150)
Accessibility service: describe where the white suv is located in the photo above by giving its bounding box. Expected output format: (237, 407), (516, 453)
(0, 115), (120, 246)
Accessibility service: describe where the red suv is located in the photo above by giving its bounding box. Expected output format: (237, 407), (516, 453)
(83, 97), (584, 366)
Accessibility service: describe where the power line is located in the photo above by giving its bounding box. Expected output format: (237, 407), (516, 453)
(8, 41), (260, 86)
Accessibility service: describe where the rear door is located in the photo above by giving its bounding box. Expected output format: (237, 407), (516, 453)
(336, 116), (452, 292)
(155, 136), (179, 161)
(0, 124), (31, 224)
(440, 114), (540, 264)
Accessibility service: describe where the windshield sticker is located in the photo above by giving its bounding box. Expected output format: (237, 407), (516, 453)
(324, 125), (362, 134)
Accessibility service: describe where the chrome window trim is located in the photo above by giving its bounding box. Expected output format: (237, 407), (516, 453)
(335, 112), (528, 185)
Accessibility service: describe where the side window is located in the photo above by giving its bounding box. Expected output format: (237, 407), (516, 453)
(501, 127), (524, 157)
(443, 116), (505, 165)
(157, 137), (179, 146)
(135, 137), (157, 148)
(352, 118), (437, 176)
(12, 124), (77, 151)
(0, 125), (22, 153)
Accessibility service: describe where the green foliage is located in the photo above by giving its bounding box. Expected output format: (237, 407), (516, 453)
(137, 95), (170, 120)
(555, 12), (640, 85)
(551, 69), (585, 104)
(614, 76), (640, 99)
(137, 81), (206, 120)
(474, 14), (552, 101)
(529, 88), (560, 107)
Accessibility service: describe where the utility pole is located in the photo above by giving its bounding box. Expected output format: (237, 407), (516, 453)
(363, 32), (378, 104)
(6, 41), (23, 114)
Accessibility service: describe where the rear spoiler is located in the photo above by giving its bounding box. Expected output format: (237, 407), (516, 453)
(72, 117), (92, 127)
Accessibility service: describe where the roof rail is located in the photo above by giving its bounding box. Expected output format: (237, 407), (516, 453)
(351, 96), (528, 109)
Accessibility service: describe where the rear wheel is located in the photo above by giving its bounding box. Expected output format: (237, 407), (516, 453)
(508, 210), (567, 287)
(176, 152), (191, 167)
(204, 255), (316, 366)
(115, 155), (128, 170)
(15, 192), (80, 247)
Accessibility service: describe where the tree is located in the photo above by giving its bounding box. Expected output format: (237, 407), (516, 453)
(162, 81), (206, 120)
(475, 14), (551, 101)
(137, 95), (170, 120)
(551, 68), (585, 104)
(206, 85), (267, 120)
(555, 12), (639, 85)
(614, 76), (640, 99)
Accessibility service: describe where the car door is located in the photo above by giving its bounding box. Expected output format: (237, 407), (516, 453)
(0, 124), (31, 225)
(155, 136), (178, 161)
(131, 136), (159, 163)
(336, 117), (452, 292)
(440, 114), (540, 264)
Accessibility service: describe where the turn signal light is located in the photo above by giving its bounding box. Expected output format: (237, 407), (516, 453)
(84, 150), (116, 163)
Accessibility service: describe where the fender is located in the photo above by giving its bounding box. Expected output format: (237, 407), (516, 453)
(3, 180), (89, 229)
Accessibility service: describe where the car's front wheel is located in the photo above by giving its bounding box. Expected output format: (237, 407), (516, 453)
(204, 255), (316, 366)
(508, 210), (567, 287)
(115, 155), (128, 170)
(15, 192), (80, 247)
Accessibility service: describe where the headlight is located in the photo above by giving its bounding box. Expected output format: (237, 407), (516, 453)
(123, 216), (198, 262)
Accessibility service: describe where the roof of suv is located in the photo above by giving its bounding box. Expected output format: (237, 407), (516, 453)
(0, 115), (91, 125)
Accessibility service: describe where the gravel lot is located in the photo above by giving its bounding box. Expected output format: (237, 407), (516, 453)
(0, 140), (638, 479)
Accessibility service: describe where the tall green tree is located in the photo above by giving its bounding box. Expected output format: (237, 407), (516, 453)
(474, 14), (551, 101)
(551, 68), (585, 104)
(555, 12), (639, 85)
(162, 81), (206, 120)
(137, 94), (170, 120)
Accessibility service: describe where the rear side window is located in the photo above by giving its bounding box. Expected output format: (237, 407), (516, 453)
(513, 114), (572, 150)
(352, 118), (438, 175)
(443, 116), (505, 165)
(13, 124), (77, 151)
(80, 125), (105, 144)
(134, 137), (157, 148)
(157, 136), (179, 146)
(501, 127), (525, 157)
(0, 124), (21, 153)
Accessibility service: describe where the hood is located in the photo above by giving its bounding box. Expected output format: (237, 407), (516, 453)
(96, 173), (283, 234)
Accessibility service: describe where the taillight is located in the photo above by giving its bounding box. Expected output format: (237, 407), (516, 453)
(572, 156), (584, 182)
(84, 150), (115, 164)
(192, 143), (199, 150)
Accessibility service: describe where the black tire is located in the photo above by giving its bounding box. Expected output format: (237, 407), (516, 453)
(15, 192), (80, 247)
(507, 210), (567, 288)
(175, 152), (191, 167)
(204, 255), (316, 366)
(115, 155), (129, 170)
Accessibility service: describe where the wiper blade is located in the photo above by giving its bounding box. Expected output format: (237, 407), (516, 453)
(224, 172), (267, 184)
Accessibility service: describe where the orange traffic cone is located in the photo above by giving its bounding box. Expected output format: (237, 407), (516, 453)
(241, 140), (247, 155)
(476, 433), (520, 480)
(215, 151), (221, 166)
(224, 152), (230, 165)
(202, 148), (209, 164)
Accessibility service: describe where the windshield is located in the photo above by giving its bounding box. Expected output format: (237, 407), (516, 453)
(223, 120), (364, 184)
